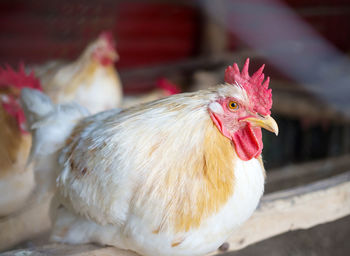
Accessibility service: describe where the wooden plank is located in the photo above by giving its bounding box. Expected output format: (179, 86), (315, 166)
(271, 90), (348, 124)
(213, 170), (350, 254)
(119, 50), (257, 82)
(266, 154), (350, 193)
(3, 171), (350, 256)
(0, 243), (136, 256)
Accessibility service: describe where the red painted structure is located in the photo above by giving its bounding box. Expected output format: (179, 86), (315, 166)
(0, 1), (199, 69)
(0, 0), (349, 70)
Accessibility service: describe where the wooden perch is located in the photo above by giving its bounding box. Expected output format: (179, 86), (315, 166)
(119, 50), (257, 82)
(271, 80), (349, 124)
(3, 170), (350, 256)
(266, 154), (350, 193)
(214, 170), (350, 253)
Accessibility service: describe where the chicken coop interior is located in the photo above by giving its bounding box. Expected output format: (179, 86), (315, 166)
(1, 0), (350, 255)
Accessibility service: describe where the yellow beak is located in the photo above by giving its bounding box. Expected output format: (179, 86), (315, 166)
(244, 115), (279, 135)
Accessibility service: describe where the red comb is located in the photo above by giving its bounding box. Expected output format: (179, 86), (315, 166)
(0, 63), (42, 91)
(156, 78), (181, 95)
(0, 64), (42, 134)
(99, 31), (115, 48)
(225, 58), (272, 115)
(1, 96), (27, 133)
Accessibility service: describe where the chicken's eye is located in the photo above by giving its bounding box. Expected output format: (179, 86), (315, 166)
(228, 101), (239, 110)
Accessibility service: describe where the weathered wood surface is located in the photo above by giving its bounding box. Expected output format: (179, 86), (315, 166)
(0, 244), (139, 256)
(266, 154), (350, 193)
(119, 50), (256, 83)
(3, 170), (350, 256)
(216, 170), (350, 253)
(271, 80), (350, 124)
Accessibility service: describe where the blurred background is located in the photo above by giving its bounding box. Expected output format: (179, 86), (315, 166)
(0, 0), (350, 255)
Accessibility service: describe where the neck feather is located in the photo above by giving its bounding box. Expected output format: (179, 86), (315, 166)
(0, 108), (31, 177)
(172, 120), (236, 232)
(134, 104), (236, 233)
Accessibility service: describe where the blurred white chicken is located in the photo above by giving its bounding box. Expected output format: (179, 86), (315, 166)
(21, 59), (278, 256)
(0, 65), (90, 250)
(34, 32), (122, 114)
(0, 65), (41, 216)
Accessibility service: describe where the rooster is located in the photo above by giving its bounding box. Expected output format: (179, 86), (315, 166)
(0, 65), (42, 216)
(21, 59), (278, 256)
(34, 32), (122, 114)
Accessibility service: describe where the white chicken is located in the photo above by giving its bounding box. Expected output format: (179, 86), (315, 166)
(0, 65), (42, 216)
(21, 59), (278, 256)
(34, 32), (122, 114)
(0, 79), (90, 251)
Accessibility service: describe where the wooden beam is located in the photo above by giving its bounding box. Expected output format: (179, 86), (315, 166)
(266, 154), (350, 193)
(271, 83), (349, 124)
(3, 171), (350, 256)
(213, 170), (350, 254)
(119, 50), (257, 82)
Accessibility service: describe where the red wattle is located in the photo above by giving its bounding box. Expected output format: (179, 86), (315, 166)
(99, 56), (114, 66)
(210, 112), (231, 140)
(232, 124), (263, 161)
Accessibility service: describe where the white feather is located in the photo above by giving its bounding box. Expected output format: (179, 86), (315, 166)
(20, 89), (90, 194)
(73, 66), (122, 113)
(52, 158), (264, 256)
(208, 102), (224, 114)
